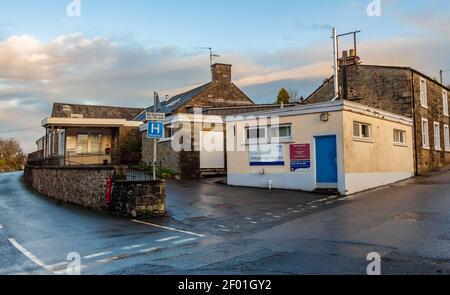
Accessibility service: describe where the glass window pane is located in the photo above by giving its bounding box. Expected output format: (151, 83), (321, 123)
(91, 134), (102, 153)
(77, 134), (88, 154)
(353, 123), (360, 137)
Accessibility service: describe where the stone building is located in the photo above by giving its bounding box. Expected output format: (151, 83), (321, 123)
(139, 63), (260, 178)
(33, 103), (144, 166)
(305, 54), (450, 175)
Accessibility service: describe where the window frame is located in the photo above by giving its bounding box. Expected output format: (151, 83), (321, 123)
(443, 90), (449, 117)
(444, 124), (450, 152)
(421, 118), (430, 149)
(246, 126), (268, 144)
(420, 77), (428, 109)
(393, 129), (407, 146)
(434, 121), (441, 151)
(269, 124), (293, 143)
(353, 121), (372, 141)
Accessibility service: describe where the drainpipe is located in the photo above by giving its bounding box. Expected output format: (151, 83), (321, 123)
(411, 71), (419, 176)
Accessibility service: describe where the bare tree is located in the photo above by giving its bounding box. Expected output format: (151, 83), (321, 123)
(0, 138), (26, 172)
(288, 89), (299, 102)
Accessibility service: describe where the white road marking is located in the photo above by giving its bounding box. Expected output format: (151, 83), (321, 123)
(217, 225), (226, 228)
(250, 221), (258, 224)
(8, 238), (48, 270)
(310, 206), (318, 208)
(245, 217), (252, 220)
(0, 225), (4, 229)
(132, 219), (206, 238)
(83, 251), (112, 259)
(172, 238), (198, 245)
(156, 236), (180, 242)
(293, 210), (300, 213)
(273, 216), (281, 218)
(139, 247), (160, 253)
(121, 244), (145, 250)
(266, 213), (273, 215)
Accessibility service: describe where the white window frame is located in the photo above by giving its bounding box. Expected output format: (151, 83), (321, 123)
(353, 121), (372, 141)
(246, 126), (268, 144)
(443, 90), (449, 117)
(269, 124), (293, 143)
(444, 124), (450, 152)
(393, 129), (407, 146)
(420, 77), (428, 109)
(434, 121), (441, 151)
(421, 118), (429, 149)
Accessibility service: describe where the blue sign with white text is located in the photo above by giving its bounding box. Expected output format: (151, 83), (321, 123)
(291, 160), (311, 171)
(147, 122), (164, 139)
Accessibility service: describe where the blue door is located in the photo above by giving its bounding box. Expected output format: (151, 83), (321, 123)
(315, 135), (338, 184)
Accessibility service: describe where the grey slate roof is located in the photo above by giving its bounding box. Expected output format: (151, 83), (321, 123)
(52, 103), (144, 121)
(149, 82), (211, 114)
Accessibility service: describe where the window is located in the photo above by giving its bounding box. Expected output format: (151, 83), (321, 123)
(434, 122), (441, 151)
(77, 134), (88, 154)
(444, 124), (450, 151)
(353, 122), (371, 140)
(443, 90), (449, 117)
(420, 78), (428, 108)
(270, 125), (292, 142)
(422, 118), (429, 148)
(393, 129), (407, 145)
(90, 134), (102, 153)
(246, 127), (267, 142)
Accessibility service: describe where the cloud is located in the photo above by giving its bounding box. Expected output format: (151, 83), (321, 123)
(1, 30), (450, 152)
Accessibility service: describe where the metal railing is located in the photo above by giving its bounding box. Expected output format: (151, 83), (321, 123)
(26, 153), (116, 167)
(125, 163), (162, 181)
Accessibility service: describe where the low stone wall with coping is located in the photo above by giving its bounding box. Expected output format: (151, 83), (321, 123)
(24, 165), (166, 217)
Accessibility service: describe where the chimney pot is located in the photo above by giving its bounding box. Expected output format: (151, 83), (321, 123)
(349, 49), (356, 57)
(342, 50), (348, 58)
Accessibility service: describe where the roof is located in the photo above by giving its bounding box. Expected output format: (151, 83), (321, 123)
(136, 83), (212, 120)
(51, 103), (144, 121)
(225, 100), (413, 126)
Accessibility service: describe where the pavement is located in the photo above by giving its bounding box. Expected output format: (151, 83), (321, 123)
(0, 171), (450, 274)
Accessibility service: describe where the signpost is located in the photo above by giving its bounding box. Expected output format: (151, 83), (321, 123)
(146, 112), (166, 180)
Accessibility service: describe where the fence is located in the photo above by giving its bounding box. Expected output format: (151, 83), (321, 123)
(126, 163), (162, 181)
(26, 153), (115, 167)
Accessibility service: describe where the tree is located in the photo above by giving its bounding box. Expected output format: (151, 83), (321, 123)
(0, 138), (26, 172)
(276, 88), (290, 104)
(288, 89), (299, 102)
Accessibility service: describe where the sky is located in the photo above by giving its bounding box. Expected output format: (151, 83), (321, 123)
(0, 0), (449, 152)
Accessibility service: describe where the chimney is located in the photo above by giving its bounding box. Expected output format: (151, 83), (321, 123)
(338, 49), (361, 67)
(211, 63), (232, 84)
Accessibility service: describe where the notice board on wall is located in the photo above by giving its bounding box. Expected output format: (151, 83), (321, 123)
(290, 144), (311, 171)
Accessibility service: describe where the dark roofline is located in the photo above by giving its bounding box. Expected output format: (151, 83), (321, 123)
(231, 82), (255, 104)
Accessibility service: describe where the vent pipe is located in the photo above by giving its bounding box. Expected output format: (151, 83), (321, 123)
(332, 28), (339, 100)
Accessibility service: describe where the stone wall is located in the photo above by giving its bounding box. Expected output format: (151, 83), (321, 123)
(306, 65), (413, 117)
(142, 134), (182, 175)
(24, 165), (166, 217)
(413, 72), (450, 174)
(110, 180), (166, 217)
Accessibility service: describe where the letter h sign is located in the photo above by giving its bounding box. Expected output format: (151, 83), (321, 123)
(147, 122), (164, 139)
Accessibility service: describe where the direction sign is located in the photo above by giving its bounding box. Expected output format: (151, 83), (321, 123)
(147, 121), (164, 139)
(146, 112), (165, 122)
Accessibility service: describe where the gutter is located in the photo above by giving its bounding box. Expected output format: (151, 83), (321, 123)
(411, 70), (419, 176)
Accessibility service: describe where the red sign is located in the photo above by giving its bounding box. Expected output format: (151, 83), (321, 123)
(290, 144), (310, 160)
(105, 176), (112, 204)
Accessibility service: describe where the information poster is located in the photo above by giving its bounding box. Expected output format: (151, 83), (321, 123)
(290, 144), (311, 171)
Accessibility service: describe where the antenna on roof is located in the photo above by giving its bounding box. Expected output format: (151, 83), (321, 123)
(196, 47), (221, 67)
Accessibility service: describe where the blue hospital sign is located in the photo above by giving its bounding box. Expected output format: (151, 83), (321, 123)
(147, 122), (164, 139)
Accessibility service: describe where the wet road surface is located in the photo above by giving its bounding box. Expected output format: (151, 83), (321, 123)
(1, 171), (450, 274)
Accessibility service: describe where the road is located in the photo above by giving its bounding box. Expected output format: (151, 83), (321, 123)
(0, 171), (450, 274)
